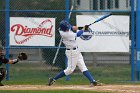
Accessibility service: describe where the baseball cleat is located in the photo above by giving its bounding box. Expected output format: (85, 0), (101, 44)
(48, 78), (56, 86)
(90, 81), (103, 87)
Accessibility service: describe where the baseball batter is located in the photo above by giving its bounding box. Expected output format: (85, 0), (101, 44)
(0, 46), (27, 86)
(48, 20), (101, 86)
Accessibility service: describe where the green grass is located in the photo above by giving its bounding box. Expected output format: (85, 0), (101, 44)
(1, 63), (139, 93)
(2, 63), (140, 85)
(0, 90), (112, 93)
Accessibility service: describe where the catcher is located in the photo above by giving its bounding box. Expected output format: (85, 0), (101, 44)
(0, 46), (27, 86)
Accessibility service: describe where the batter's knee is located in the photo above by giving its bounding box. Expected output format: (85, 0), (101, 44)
(81, 68), (88, 73)
(0, 68), (6, 82)
(64, 68), (75, 75)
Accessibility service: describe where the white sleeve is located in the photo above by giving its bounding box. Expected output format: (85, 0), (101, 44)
(59, 30), (76, 41)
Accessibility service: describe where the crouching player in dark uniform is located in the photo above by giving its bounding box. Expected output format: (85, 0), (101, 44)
(0, 46), (27, 86)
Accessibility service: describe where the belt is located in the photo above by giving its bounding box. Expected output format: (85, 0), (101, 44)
(66, 48), (77, 50)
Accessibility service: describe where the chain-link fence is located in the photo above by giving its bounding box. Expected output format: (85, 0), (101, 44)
(0, 0), (136, 85)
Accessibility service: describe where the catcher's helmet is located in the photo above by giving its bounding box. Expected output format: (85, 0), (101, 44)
(59, 20), (71, 31)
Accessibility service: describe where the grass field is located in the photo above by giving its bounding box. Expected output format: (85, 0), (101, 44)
(3, 62), (133, 85)
(1, 62), (140, 93)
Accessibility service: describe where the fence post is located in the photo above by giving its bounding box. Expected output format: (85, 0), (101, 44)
(136, 0), (140, 81)
(5, 0), (10, 80)
(65, 0), (70, 81)
(130, 0), (135, 81)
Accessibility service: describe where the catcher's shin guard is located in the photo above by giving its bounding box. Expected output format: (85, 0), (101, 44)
(48, 78), (56, 86)
(0, 68), (6, 86)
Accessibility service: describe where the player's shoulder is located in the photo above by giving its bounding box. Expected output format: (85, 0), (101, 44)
(59, 30), (63, 34)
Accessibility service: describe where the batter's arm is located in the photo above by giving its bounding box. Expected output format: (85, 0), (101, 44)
(71, 26), (78, 32)
(71, 26), (88, 37)
(77, 30), (84, 37)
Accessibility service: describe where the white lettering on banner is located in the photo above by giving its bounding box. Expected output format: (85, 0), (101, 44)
(10, 17), (55, 46)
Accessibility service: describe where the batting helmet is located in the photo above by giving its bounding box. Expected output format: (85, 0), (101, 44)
(59, 20), (71, 31)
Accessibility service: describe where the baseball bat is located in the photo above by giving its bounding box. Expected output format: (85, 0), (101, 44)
(88, 13), (112, 26)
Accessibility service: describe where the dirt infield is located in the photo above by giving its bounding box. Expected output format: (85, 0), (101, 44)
(0, 85), (140, 93)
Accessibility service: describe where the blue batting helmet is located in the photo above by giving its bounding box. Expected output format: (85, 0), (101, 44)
(59, 20), (71, 31)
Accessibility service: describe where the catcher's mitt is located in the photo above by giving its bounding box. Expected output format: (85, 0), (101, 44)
(18, 52), (27, 60)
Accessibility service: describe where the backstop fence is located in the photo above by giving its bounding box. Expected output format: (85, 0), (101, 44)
(0, 0), (138, 85)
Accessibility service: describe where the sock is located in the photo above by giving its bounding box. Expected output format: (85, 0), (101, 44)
(83, 70), (95, 83)
(53, 70), (66, 80)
